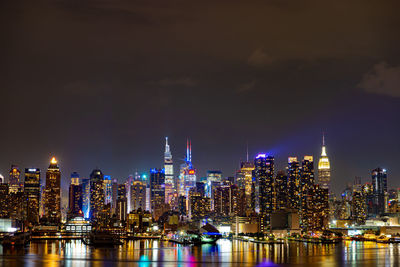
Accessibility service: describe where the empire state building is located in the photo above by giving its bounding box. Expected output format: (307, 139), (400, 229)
(318, 135), (331, 192)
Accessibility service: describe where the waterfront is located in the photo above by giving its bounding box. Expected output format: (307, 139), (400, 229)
(0, 239), (399, 266)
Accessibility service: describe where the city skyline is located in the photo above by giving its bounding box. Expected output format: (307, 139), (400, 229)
(0, 135), (392, 199)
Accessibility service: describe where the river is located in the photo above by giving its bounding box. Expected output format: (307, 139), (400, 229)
(0, 239), (398, 266)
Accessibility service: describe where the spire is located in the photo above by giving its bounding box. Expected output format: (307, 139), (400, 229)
(321, 132), (327, 157)
(189, 139), (192, 163)
(165, 137), (170, 153)
(186, 139), (189, 162)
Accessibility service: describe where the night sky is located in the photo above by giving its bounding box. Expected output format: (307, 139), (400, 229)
(1, 0), (399, 201)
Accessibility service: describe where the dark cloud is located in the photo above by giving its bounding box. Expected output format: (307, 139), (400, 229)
(247, 49), (274, 66)
(151, 77), (196, 87)
(236, 80), (256, 93)
(358, 62), (400, 98)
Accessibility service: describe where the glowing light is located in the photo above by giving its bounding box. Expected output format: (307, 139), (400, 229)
(188, 169), (195, 175)
(50, 157), (57, 164)
(256, 153), (267, 159)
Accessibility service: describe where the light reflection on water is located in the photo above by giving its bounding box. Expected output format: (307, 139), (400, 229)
(0, 239), (399, 266)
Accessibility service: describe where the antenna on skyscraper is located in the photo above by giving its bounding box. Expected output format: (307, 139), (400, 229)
(189, 139), (192, 162)
(186, 138), (189, 162)
(322, 131), (326, 146)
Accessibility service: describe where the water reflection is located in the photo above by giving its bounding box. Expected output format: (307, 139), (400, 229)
(0, 239), (399, 266)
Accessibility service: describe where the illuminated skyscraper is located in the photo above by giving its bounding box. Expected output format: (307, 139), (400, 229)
(131, 180), (147, 211)
(150, 168), (165, 211)
(372, 168), (387, 216)
(24, 168), (41, 225)
(68, 172), (82, 218)
(287, 157), (300, 210)
(164, 137), (174, 204)
(206, 170), (222, 202)
(240, 161), (255, 214)
(116, 184), (127, 225)
(9, 165), (22, 193)
(81, 178), (90, 219)
(90, 169), (105, 221)
(275, 170), (287, 211)
(178, 139), (196, 197)
(103, 175), (112, 205)
(299, 156), (314, 230)
(254, 153), (274, 232)
(318, 135), (331, 192)
(44, 157), (61, 224)
(125, 175), (134, 213)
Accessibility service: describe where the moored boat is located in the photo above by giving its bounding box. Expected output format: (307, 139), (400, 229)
(2, 232), (31, 247)
(82, 231), (123, 246)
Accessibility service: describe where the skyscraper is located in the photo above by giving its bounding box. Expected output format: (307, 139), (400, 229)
(44, 157), (61, 224)
(90, 169), (105, 221)
(178, 139), (196, 197)
(318, 134), (331, 192)
(131, 180), (147, 211)
(24, 168), (41, 225)
(150, 168), (165, 219)
(164, 137), (174, 204)
(9, 165), (22, 193)
(116, 184), (127, 225)
(300, 156), (315, 230)
(81, 178), (90, 219)
(254, 153), (274, 232)
(68, 172), (82, 218)
(275, 170), (287, 211)
(372, 168), (388, 216)
(287, 157), (301, 210)
(103, 175), (112, 206)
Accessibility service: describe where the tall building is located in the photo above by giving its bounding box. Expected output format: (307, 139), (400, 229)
(352, 188), (367, 225)
(306, 184), (329, 231)
(239, 161), (255, 214)
(116, 184), (127, 224)
(178, 139), (196, 198)
(150, 168), (165, 219)
(287, 157), (300, 210)
(213, 183), (231, 217)
(24, 168), (41, 225)
(131, 180), (147, 211)
(275, 170), (287, 211)
(362, 182), (374, 217)
(189, 192), (211, 220)
(103, 175), (112, 206)
(68, 172), (82, 218)
(0, 182), (9, 218)
(372, 168), (388, 216)
(81, 178), (90, 219)
(44, 157), (61, 224)
(206, 170), (222, 200)
(164, 137), (174, 204)
(254, 153), (274, 232)
(300, 156), (314, 229)
(318, 135), (331, 192)
(90, 169), (105, 222)
(125, 175), (134, 213)
(112, 179), (118, 214)
(9, 165), (22, 193)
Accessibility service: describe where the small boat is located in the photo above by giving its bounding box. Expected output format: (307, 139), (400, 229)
(376, 235), (390, 243)
(82, 231), (123, 246)
(2, 232), (31, 247)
